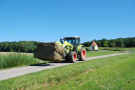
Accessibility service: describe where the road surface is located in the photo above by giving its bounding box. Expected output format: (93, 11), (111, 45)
(0, 53), (127, 81)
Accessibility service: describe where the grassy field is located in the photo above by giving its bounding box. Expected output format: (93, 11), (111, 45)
(0, 53), (134, 90)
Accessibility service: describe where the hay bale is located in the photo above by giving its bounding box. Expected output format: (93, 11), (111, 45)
(34, 51), (62, 62)
(34, 42), (64, 62)
(37, 43), (64, 56)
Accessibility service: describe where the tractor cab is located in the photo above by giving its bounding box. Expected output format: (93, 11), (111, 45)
(60, 37), (80, 46)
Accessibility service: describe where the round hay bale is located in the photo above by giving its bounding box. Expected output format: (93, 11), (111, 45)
(34, 51), (62, 62)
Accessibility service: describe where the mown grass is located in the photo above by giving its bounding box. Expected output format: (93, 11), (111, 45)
(99, 47), (135, 51)
(0, 53), (134, 90)
(85, 47), (135, 51)
(86, 51), (120, 57)
(0, 54), (44, 69)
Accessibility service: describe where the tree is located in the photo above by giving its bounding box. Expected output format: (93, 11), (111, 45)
(109, 43), (116, 50)
(103, 41), (108, 47)
(101, 38), (107, 47)
(132, 38), (135, 47)
(83, 41), (91, 47)
(97, 41), (101, 47)
(0, 41), (38, 53)
(117, 38), (124, 51)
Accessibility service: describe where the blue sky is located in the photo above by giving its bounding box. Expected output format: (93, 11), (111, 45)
(0, 0), (135, 43)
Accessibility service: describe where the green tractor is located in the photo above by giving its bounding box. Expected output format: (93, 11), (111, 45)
(34, 37), (86, 63)
(59, 37), (86, 63)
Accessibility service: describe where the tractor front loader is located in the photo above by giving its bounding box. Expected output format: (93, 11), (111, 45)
(34, 37), (86, 63)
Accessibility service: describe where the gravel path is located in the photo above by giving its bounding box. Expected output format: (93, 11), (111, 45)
(0, 53), (127, 81)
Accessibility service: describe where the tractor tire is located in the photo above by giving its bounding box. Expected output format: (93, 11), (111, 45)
(79, 47), (86, 61)
(69, 51), (77, 63)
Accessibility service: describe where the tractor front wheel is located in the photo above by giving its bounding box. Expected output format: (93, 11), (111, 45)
(79, 47), (86, 61)
(69, 51), (77, 63)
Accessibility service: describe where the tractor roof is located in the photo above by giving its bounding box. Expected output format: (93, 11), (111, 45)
(64, 37), (80, 40)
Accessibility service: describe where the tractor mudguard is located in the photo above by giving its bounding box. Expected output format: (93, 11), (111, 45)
(77, 45), (85, 53)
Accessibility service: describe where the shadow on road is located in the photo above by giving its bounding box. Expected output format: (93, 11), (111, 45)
(30, 63), (51, 66)
(49, 60), (71, 63)
(29, 60), (71, 67)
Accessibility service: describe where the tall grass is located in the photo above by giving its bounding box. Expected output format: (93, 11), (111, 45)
(0, 54), (43, 69)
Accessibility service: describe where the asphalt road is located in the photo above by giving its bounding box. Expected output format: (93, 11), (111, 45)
(0, 53), (127, 81)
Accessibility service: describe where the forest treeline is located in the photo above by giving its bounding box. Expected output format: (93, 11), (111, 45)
(83, 37), (135, 48)
(0, 41), (38, 53)
(0, 37), (135, 53)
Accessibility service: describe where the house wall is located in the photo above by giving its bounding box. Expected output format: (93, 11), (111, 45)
(90, 46), (98, 51)
(94, 46), (98, 50)
(90, 46), (93, 50)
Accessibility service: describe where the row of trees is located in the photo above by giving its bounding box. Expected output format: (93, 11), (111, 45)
(82, 37), (135, 48)
(0, 41), (38, 53)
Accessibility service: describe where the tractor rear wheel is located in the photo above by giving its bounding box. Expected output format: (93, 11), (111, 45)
(79, 47), (86, 61)
(69, 51), (77, 63)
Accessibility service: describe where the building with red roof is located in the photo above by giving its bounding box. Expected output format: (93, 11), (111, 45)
(90, 41), (98, 51)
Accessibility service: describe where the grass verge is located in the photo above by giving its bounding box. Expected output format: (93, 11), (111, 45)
(0, 53), (134, 90)
(99, 47), (135, 51)
(86, 51), (120, 57)
(85, 47), (135, 51)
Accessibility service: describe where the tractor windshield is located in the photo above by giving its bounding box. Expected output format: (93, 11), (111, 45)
(65, 38), (80, 45)
(65, 39), (75, 45)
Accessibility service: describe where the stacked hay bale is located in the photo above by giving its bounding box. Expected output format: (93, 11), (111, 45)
(34, 42), (64, 62)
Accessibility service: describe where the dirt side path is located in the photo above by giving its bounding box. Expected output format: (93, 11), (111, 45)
(0, 52), (33, 56)
(0, 53), (127, 81)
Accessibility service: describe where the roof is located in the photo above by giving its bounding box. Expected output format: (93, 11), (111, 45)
(64, 37), (80, 40)
(91, 41), (98, 46)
